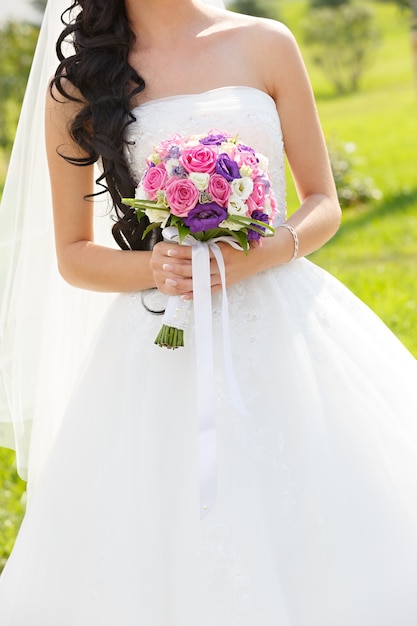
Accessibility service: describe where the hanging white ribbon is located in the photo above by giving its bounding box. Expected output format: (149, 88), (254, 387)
(162, 226), (248, 518)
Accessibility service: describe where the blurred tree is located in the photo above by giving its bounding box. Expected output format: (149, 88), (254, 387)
(0, 21), (40, 151)
(302, 4), (380, 94)
(228, 0), (279, 19)
(377, 0), (414, 8)
(377, 0), (417, 95)
(309, 0), (350, 6)
(412, 1), (417, 92)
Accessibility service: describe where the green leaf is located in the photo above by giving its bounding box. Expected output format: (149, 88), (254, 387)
(227, 214), (275, 234)
(177, 222), (191, 243)
(232, 229), (249, 254)
(141, 221), (164, 239)
(121, 197), (166, 212)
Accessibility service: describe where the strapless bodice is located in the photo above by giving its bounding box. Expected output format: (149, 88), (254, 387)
(125, 86), (287, 224)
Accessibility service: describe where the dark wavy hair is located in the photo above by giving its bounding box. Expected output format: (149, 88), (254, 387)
(50, 0), (143, 217)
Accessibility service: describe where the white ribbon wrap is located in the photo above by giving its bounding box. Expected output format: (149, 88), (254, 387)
(162, 227), (248, 518)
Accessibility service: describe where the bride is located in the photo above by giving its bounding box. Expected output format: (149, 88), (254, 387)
(0, 0), (417, 624)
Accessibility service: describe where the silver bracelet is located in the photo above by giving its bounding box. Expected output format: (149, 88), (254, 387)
(278, 223), (299, 263)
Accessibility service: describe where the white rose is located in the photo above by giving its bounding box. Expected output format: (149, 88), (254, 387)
(145, 207), (169, 227)
(189, 172), (210, 191)
(155, 190), (169, 208)
(239, 165), (253, 178)
(255, 153), (269, 172)
(220, 141), (236, 155)
(165, 158), (180, 176)
(231, 176), (254, 200)
(228, 195), (248, 216)
(219, 218), (241, 232)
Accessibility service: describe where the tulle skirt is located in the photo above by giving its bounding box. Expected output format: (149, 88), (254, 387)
(1, 257), (417, 625)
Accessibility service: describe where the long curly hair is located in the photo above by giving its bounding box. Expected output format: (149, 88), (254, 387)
(50, 0), (143, 217)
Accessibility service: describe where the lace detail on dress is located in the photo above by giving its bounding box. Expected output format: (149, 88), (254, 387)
(125, 87), (287, 225)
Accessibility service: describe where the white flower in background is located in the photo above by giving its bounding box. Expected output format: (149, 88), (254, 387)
(256, 153), (269, 172)
(189, 172), (210, 191)
(228, 195), (247, 216)
(239, 165), (253, 178)
(220, 141), (236, 155)
(145, 207), (169, 227)
(165, 158), (180, 176)
(218, 218), (241, 231)
(231, 176), (254, 200)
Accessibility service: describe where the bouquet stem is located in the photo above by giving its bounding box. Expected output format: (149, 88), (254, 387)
(154, 294), (192, 349)
(154, 325), (184, 349)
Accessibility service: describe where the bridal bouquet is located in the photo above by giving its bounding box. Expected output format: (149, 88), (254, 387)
(123, 130), (278, 348)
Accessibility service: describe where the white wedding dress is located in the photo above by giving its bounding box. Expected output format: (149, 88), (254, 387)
(1, 86), (417, 626)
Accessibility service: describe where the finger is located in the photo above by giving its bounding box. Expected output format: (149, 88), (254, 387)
(150, 247), (192, 280)
(161, 277), (194, 296)
(153, 260), (194, 294)
(181, 282), (223, 301)
(154, 241), (193, 260)
(209, 256), (221, 276)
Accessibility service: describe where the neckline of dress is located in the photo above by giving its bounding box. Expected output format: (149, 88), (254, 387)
(130, 85), (275, 113)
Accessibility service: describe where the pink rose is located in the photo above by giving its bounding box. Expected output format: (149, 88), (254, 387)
(165, 177), (199, 217)
(208, 174), (232, 207)
(142, 164), (168, 200)
(238, 151), (260, 174)
(247, 180), (267, 213)
(180, 145), (217, 174)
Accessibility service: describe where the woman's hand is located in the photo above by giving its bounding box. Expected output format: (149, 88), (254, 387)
(150, 240), (243, 300)
(150, 237), (280, 300)
(150, 241), (194, 297)
(209, 241), (258, 295)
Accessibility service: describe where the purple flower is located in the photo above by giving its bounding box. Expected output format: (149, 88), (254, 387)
(167, 145), (181, 158)
(247, 210), (269, 242)
(254, 174), (271, 194)
(199, 133), (228, 146)
(183, 202), (227, 233)
(238, 143), (256, 155)
(215, 153), (241, 182)
(172, 165), (187, 177)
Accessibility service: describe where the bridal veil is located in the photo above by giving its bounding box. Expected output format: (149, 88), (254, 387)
(0, 0), (225, 486)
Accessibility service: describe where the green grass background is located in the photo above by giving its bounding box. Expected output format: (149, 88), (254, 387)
(283, 1), (417, 354)
(0, 0), (416, 571)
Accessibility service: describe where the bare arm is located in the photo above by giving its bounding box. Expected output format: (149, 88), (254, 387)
(223, 23), (341, 270)
(267, 22), (341, 258)
(45, 88), (157, 293)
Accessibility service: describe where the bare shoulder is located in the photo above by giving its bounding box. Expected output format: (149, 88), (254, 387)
(216, 9), (297, 48)
(212, 11), (303, 99)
